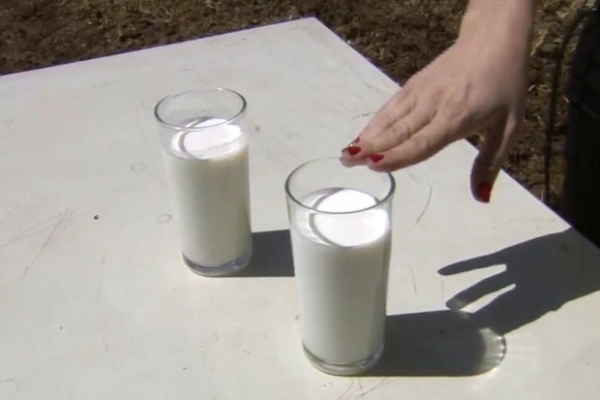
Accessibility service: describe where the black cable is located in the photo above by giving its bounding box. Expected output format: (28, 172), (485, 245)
(543, 2), (594, 203)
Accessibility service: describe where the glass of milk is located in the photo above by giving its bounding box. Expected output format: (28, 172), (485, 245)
(154, 88), (252, 277)
(285, 157), (395, 375)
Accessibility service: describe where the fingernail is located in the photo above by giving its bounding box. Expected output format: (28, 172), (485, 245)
(369, 153), (385, 163)
(476, 182), (492, 203)
(343, 146), (362, 156)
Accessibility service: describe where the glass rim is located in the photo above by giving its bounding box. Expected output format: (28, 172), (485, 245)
(285, 157), (396, 215)
(153, 87), (247, 131)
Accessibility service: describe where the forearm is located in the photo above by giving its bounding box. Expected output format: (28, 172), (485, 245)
(460, 0), (535, 45)
(459, 0), (535, 58)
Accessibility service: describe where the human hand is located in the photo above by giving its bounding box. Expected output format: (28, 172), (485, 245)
(340, 2), (534, 203)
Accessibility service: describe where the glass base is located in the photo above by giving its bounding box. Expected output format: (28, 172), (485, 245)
(303, 343), (384, 376)
(183, 248), (252, 277)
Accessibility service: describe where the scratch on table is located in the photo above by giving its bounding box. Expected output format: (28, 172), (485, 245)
(184, 53), (208, 85)
(351, 111), (376, 120)
(97, 252), (106, 303)
(364, 82), (390, 95)
(415, 185), (433, 224)
(359, 378), (390, 398)
(209, 380), (217, 400)
(348, 89), (371, 111)
(409, 266), (417, 294)
(101, 330), (109, 352)
(358, 379), (365, 399)
(336, 379), (354, 400)
(1, 211), (72, 250)
(21, 208), (73, 280)
(405, 168), (420, 183)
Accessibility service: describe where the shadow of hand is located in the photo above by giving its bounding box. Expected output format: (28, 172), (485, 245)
(369, 310), (506, 377)
(439, 229), (600, 335)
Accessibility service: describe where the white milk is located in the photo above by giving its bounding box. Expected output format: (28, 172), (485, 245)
(163, 118), (251, 268)
(290, 188), (391, 364)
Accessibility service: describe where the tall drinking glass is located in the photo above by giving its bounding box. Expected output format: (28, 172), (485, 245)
(154, 88), (252, 277)
(285, 157), (395, 375)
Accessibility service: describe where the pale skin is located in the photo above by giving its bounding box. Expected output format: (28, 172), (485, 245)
(340, 0), (536, 203)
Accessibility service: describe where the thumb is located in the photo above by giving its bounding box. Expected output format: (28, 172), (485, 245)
(470, 121), (520, 203)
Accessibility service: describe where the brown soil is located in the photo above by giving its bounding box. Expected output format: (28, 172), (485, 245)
(0, 0), (590, 212)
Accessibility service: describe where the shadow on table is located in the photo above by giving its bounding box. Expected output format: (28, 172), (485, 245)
(369, 228), (600, 377)
(369, 310), (506, 377)
(438, 228), (600, 336)
(231, 229), (295, 277)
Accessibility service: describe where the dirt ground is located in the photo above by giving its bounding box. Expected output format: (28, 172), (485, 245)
(0, 0), (590, 211)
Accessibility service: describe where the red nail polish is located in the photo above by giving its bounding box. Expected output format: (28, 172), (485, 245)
(476, 182), (492, 203)
(369, 153), (384, 163)
(344, 146), (361, 156)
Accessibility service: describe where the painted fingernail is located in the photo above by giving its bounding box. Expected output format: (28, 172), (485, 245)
(369, 153), (385, 163)
(343, 146), (362, 156)
(476, 182), (492, 203)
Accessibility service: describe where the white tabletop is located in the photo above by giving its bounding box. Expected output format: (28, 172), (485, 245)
(1, 18), (599, 399)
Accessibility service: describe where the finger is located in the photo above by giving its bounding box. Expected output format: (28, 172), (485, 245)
(445, 272), (512, 310)
(470, 118), (522, 203)
(339, 153), (366, 168)
(366, 115), (459, 171)
(339, 144), (368, 167)
(340, 89), (414, 166)
(341, 106), (429, 166)
(361, 106), (433, 155)
(360, 88), (415, 140)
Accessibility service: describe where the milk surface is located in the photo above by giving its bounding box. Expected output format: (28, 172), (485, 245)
(163, 118), (251, 267)
(290, 188), (391, 364)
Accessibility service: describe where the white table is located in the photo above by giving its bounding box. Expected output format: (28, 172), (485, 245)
(1, 18), (599, 399)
